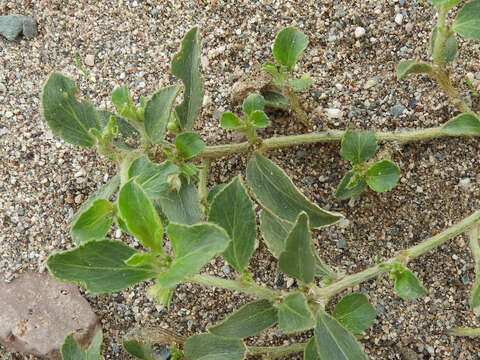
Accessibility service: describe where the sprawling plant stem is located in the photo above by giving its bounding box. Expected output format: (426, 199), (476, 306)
(469, 225), (480, 278)
(448, 327), (480, 337)
(198, 158), (210, 203)
(286, 87), (311, 129)
(313, 209), (480, 302)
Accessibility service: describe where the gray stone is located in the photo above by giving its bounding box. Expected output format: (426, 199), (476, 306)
(0, 15), (24, 41)
(0, 272), (100, 359)
(22, 16), (37, 38)
(390, 104), (407, 118)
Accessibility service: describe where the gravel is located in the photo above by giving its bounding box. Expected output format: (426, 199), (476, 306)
(1, 0), (480, 359)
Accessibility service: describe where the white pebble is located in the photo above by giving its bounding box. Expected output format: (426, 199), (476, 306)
(459, 178), (471, 191)
(115, 229), (122, 238)
(5, 111), (13, 118)
(395, 14), (403, 25)
(354, 26), (366, 39)
(364, 78), (376, 90)
(326, 108), (343, 119)
(405, 22), (413, 32)
(85, 54), (95, 67)
(335, 83), (343, 91)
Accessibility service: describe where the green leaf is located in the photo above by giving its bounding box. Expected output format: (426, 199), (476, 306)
(286, 74), (314, 91)
(157, 177), (202, 225)
(156, 223), (230, 287)
(304, 338), (321, 360)
(118, 180), (164, 253)
(246, 152), (343, 228)
(208, 176), (256, 273)
(47, 239), (156, 293)
(273, 27), (308, 69)
(429, 0), (461, 7)
(209, 299), (278, 338)
(128, 155), (179, 200)
(111, 85), (138, 121)
(260, 210), (336, 278)
(335, 171), (368, 200)
(261, 61), (281, 79)
(278, 292), (315, 333)
(61, 330), (103, 360)
(175, 131), (206, 159)
(123, 340), (155, 360)
(365, 160), (400, 193)
(441, 113), (480, 135)
(171, 27), (204, 131)
(144, 85), (181, 143)
(97, 111), (139, 150)
(262, 90), (289, 109)
(470, 279), (480, 308)
(42, 72), (100, 147)
(314, 311), (369, 360)
(206, 183), (228, 204)
(220, 112), (245, 130)
(454, 0), (480, 40)
(250, 110), (269, 128)
(444, 35), (458, 63)
(332, 293), (377, 334)
(184, 334), (245, 360)
(391, 264), (428, 300)
(242, 93), (265, 117)
(340, 130), (377, 164)
(146, 282), (174, 307)
(278, 212), (315, 283)
(70, 199), (114, 244)
(396, 60), (433, 80)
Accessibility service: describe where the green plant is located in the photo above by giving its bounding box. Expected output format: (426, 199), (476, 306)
(335, 130), (400, 200)
(39, 20), (480, 360)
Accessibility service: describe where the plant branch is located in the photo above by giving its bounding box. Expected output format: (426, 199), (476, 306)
(447, 327), (480, 337)
(188, 274), (284, 302)
(313, 209), (480, 302)
(198, 158), (210, 202)
(469, 225), (480, 277)
(248, 342), (307, 359)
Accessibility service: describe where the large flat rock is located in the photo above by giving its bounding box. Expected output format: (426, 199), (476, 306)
(0, 272), (100, 359)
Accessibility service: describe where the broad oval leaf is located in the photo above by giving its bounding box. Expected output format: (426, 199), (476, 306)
(184, 334), (245, 360)
(156, 222), (230, 287)
(123, 339), (155, 360)
(340, 130), (377, 165)
(208, 176), (256, 273)
(42, 72), (100, 147)
(314, 311), (369, 360)
(144, 85), (181, 143)
(47, 239), (156, 293)
(98, 111), (140, 150)
(128, 155), (179, 200)
(242, 93), (265, 117)
(304, 337), (321, 360)
(391, 265), (428, 300)
(206, 183), (228, 204)
(71, 199), (114, 244)
(175, 131), (206, 159)
(262, 90), (289, 109)
(62, 330), (103, 360)
(273, 27), (308, 69)
(441, 113), (480, 135)
(444, 35), (458, 63)
(250, 110), (269, 128)
(118, 180), (164, 254)
(335, 171), (368, 200)
(454, 0), (480, 40)
(246, 152), (343, 228)
(278, 212), (315, 284)
(396, 60), (433, 80)
(220, 112), (244, 130)
(332, 293), (377, 334)
(278, 292), (315, 333)
(365, 160), (400, 193)
(171, 27), (204, 131)
(209, 299), (278, 338)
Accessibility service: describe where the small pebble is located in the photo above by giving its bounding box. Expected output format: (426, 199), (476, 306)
(354, 26), (366, 39)
(459, 178), (471, 191)
(390, 104), (406, 117)
(364, 78), (376, 90)
(326, 108), (343, 118)
(85, 54), (95, 67)
(395, 13), (403, 25)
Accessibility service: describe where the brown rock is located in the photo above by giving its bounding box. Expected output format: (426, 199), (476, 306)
(0, 272), (100, 359)
(231, 66), (273, 104)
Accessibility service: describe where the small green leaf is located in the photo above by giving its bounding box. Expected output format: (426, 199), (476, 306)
(123, 340), (155, 360)
(444, 35), (458, 63)
(184, 334), (245, 360)
(242, 93), (265, 117)
(175, 131), (206, 159)
(454, 0), (480, 40)
(42, 72), (100, 147)
(61, 330), (103, 360)
(261, 61), (281, 79)
(441, 113), (480, 135)
(171, 27), (204, 131)
(220, 112), (245, 130)
(157, 177), (202, 225)
(156, 223), (230, 287)
(250, 110), (269, 128)
(144, 85), (181, 143)
(111, 85), (138, 121)
(146, 282), (174, 307)
(332, 293), (377, 334)
(304, 338), (321, 360)
(273, 27), (308, 69)
(335, 171), (368, 200)
(206, 183), (228, 204)
(262, 90), (289, 109)
(209, 299), (278, 338)
(278, 292), (315, 333)
(396, 60), (433, 80)
(340, 130), (377, 164)
(208, 177), (256, 273)
(118, 180), (164, 253)
(314, 311), (369, 360)
(286, 74), (314, 91)
(71, 199), (113, 244)
(391, 264), (428, 300)
(428, 0), (461, 7)
(247, 152), (343, 228)
(128, 155), (179, 200)
(47, 239), (156, 293)
(97, 111), (139, 150)
(365, 160), (400, 193)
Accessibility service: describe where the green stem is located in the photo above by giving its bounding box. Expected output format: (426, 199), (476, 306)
(286, 87), (312, 129)
(432, 6), (448, 66)
(188, 274), (283, 302)
(469, 225), (480, 277)
(248, 342), (307, 359)
(448, 327), (480, 337)
(198, 158), (210, 202)
(434, 69), (472, 114)
(313, 209), (480, 302)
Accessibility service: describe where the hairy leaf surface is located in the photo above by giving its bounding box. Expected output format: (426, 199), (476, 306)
(332, 293), (377, 334)
(278, 292), (315, 333)
(184, 334), (245, 360)
(144, 85), (181, 142)
(71, 199), (114, 244)
(273, 27), (308, 69)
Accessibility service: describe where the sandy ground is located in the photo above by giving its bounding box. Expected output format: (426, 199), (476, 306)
(1, 0), (480, 359)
